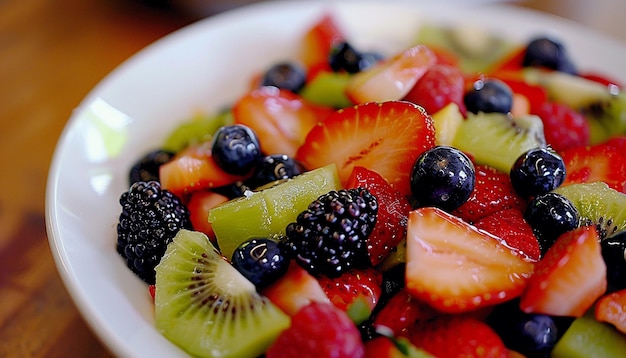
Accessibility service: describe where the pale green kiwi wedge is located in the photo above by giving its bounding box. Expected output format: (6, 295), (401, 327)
(452, 112), (546, 173)
(552, 313), (626, 358)
(300, 71), (353, 108)
(209, 163), (341, 260)
(431, 102), (464, 146)
(163, 111), (234, 153)
(524, 69), (626, 144)
(553, 182), (626, 240)
(154, 229), (290, 358)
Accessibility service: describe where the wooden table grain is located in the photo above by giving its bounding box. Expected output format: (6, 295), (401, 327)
(1, 0), (625, 357)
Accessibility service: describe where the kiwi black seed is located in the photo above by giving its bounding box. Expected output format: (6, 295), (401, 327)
(553, 182), (626, 240)
(154, 229), (290, 358)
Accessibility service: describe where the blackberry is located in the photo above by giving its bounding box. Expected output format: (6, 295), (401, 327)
(116, 181), (192, 284)
(282, 188), (378, 277)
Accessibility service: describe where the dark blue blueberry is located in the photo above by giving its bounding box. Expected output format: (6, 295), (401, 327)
(260, 62), (307, 93)
(522, 36), (577, 75)
(524, 192), (579, 255)
(510, 147), (566, 199)
(211, 124), (262, 175)
(601, 232), (626, 292)
(129, 149), (175, 185)
(249, 154), (305, 189)
(212, 180), (251, 200)
(410, 146), (475, 211)
(464, 79), (513, 114)
(231, 238), (290, 290)
(487, 300), (560, 357)
(329, 42), (382, 74)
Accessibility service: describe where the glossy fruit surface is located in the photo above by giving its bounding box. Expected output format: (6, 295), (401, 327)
(524, 192), (579, 254)
(522, 36), (576, 74)
(510, 147), (566, 199)
(231, 238), (290, 290)
(260, 62), (307, 93)
(464, 78), (513, 114)
(211, 124), (262, 175)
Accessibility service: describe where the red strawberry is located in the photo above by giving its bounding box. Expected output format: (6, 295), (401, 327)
(531, 101), (590, 152)
(233, 86), (334, 158)
(495, 74), (548, 114)
(474, 208), (541, 262)
(364, 335), (431, 358)
(372, 289), (438, 337)
(266, 302), (365, 358)
(345, 45), (437, 104)
(452, 164), (526, 224)
(159, 142), (247, 197)
(595, 288), (626, 334)
(299, 14), (345, 69)
(318, 267), (382, 319)
(296, 101), (436, 196)
(520, 226), (607, 317)
(148, 284), (156, 302)
(579, 72), (623, 89)
(407, 315), (509, 358)
(488, 46), (526, 73)
(560, 141), (626, 193)
(606, 135), (626, 153)
(346, 166), (412, 265)
(403, 63), (467, 115)
(405, 207), (534, 313)
(262, 262), (330, 316)
(186, 190), (229, 242)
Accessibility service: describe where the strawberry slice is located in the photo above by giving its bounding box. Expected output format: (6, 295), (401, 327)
(474, 208), (541, 262)
(403, 63), (467, 116)
(520, 226), (607, 317)
(407, 315), (509, 358)
(317, 267), (382, 317)
(159, 142), (247, 197)
(560, 141), (626, 193)
(298, 14), (345, 69)
(452, 164), (526, 224)
(372, 289), (438, 337)
(233, 86), (334, 158)
(405, 207), (534, 313)
(595, 289), (626, 334)
(345, 166), (412, 265)
(296, 101), (436, 196)
(345, 45), (437, 104)
(186, 189), (229, 242)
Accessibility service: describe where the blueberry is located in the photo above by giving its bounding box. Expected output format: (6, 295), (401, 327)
(231, 238), (290, 290)
(523, 36), (576, 75)
(510, 147), (566, 199)
(464, 79), (513, 114)
(260, 62), (307, 93)
(524, 192), (579, 255)
(211, 124), (262, 175)
(128, 149), (175, 185)
(410, 146), (475, 211)
(329, 42), (381, 74)
(601, 232), (626, 292)
(249, 154), (305, 189)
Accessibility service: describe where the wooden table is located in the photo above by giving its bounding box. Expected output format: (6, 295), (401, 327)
(0, 0), (624, 357)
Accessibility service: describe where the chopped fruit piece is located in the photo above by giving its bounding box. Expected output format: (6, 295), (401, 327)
(596, 289), (626, 334)
(364, 335), (434, 358)
(318, 267), (382, 321)
(452, 164), (525, 224)
(266, 302), (365, 358)
(405, 207), (534, 313)
(475, 209), (541, 262)
(430, 102), (464, 146)
(560, 141), (626, 193)
(532, 101), (590, 152)
(299, 14), (345, 69)
(403, 63), (466, 115)
(372, 289), (438, 337)
(186, 190), (229, 242)
(345, 45), (437, 104)
(296, 101), (436, 196)
(300, 71), (353, 108)
(262, 263), (330, 316)
(346, 166), (412, 265)
(408, 316), (509, 358)
(552, 313), (626, 358)
(159, 142), (247, 197)
(232, 86), (333, 158)
(520, 226), (607, 317)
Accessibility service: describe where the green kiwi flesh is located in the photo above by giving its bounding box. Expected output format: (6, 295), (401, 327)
(552, 313), (626, 358)
(154, 229), (290, 358)
(300, 71), (353, 108)
(163, 111), (234, 153)
(452, 112), (546, 173)
(553, 182), (626, 240)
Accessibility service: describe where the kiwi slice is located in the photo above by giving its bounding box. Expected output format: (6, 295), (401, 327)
(154, 229), (290, 358)
(209, 163), (341, 260)
(300, 71), (353, 108)
(163, 111), (234, 153)
(452, 112), (546, 173)
(551, 313), (626, 358)
(553, 182), (626, 240)
(524, 69), (626, 144)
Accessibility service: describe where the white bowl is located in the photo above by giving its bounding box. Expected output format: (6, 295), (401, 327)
(46, 1), (626, 357)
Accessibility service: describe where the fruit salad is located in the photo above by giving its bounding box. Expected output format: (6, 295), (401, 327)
(115, 12), (626, 358)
